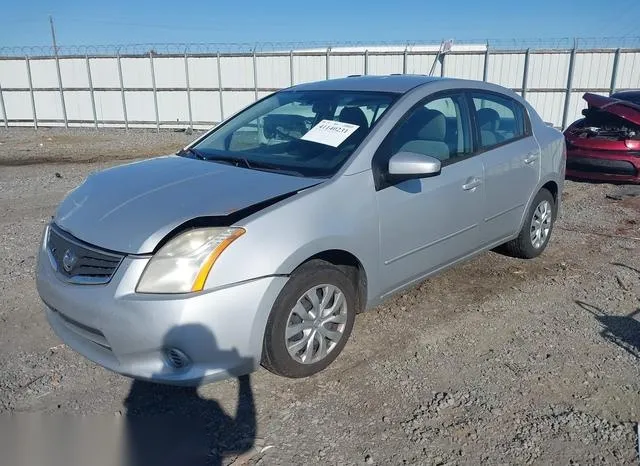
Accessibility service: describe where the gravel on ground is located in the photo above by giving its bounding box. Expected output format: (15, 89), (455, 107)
(0, 128), (639, 465)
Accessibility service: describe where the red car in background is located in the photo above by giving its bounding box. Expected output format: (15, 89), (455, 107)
(564, 91), (640, 183)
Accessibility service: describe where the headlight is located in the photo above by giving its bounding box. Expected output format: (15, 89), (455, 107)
(136, 227), (245, 294)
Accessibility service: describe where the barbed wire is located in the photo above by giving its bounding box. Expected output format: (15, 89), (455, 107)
(1, 37), (639, 57)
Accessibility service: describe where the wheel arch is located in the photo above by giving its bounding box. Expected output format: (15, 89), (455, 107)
(517, 177), (562, 233)
(541, 180), (559, 207)
(287, 248), (370, 314)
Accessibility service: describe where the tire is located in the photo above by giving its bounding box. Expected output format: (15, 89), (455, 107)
(261, 260), (357, 378)
(500, 188), (556, 259)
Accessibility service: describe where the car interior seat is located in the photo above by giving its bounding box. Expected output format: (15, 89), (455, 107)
(477, 107), (503, 145)
(338, 107), (369, 146)
(396, 108), (451, 161)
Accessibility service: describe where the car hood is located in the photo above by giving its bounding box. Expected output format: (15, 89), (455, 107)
(583, 92), (640, 126)
(54, 155), (323, 254)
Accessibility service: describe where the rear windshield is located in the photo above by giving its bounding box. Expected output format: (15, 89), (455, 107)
(190, 90), (396, 178)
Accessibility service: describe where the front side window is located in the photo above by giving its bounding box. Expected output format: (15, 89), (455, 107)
(471, 93), (527, 149)
(387, 94), (472, 163)
(189, 90), (396, 178)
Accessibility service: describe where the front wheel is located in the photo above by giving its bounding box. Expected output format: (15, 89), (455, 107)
(500, 188), (556, 259)
(261, 260), (356, 378)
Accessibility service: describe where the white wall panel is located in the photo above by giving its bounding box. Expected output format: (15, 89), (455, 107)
(444, 54), (484, 80)
(405, 54), (438, 75)
(573, 52), (615, 89)
(88, 58), (120, 88)
(157, 91), (189, 123)
(220, 57), (254, 88)
(94, 91), (124, 121)
(487, 53), (525, 88)
(329, 54), (365, 79)
(190, 90), (221, 123)
(124, 91), (155, 121)
(121, 58), (152, 88)
(0, 60), (29, 88)
(33, 91), (62, 119)
(528, 53), (570, 89)
(29, 59), (58, 88)
(3, 91), (32, 120)
(257, 90), (275, 100)
(292, 55), (326, 84)
(257, 56), (290, 88)
(566, 91), (607, 126)
(188, 58), (219, 88)
(222, 91), (255, 117)
(154, 57), (186, 88)
(59, 58), (89, 88)
(367, 55), (403, 75)
(64, 91), (93, 120)
(616, 52), (640, 88)
(1, 48), (637, 129)
(526, 92), (565, 127)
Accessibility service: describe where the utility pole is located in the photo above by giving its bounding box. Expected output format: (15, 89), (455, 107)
(49, 15), (58, 55)
(49, 15), (68, 127)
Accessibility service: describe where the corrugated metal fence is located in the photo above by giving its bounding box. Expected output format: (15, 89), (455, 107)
(1, 43), (639, 130)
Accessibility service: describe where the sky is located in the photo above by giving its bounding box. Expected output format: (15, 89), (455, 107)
(0, 0), (638, 48)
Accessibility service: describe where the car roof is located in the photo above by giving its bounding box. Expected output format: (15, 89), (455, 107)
(611, 90), (640, 98)
(288, 75), (447, 94)
(611, 90), (640, 104)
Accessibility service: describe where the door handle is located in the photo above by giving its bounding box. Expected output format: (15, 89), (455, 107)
(524, 151), (539, 164)
(462, 177), (482, 191)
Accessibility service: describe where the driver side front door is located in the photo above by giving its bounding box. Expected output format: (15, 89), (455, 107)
(374, 93), (485, 298)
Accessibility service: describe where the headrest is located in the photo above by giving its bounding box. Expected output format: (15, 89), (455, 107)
(417, 109), (446, 141)
(477, 107), (501, 131)
(338, 107), (369, 129)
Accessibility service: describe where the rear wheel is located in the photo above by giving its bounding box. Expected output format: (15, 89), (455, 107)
(261, 260), (356, 378)
(500, 188), (555, 259)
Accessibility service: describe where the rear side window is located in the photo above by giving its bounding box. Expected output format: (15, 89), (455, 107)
(471, 93), (528, 149)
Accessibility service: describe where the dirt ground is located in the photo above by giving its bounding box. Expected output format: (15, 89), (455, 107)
(0, 128), (639, 465)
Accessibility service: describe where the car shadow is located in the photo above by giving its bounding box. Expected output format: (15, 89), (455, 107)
(395, 178), (422, 194)
(575, 300), (640, 359)
(123, 324), (257, 466)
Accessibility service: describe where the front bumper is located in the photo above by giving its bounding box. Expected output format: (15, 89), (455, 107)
(36, 243), (288, 386)
(566, 148), (640, 183)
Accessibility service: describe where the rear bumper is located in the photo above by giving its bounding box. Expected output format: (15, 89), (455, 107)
(566, 148), (640, 183)
(36, 242), (288, 386)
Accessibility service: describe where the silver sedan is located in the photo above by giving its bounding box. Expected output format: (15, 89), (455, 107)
(36, 75), (565, 385)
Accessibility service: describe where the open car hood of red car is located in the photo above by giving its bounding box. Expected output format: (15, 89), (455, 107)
(583, 92), (640, 126)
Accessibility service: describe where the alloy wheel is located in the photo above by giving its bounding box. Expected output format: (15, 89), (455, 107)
(285, 284), (348, 364)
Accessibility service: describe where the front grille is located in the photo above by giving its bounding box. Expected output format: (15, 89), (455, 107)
(47, 224), (124, 284)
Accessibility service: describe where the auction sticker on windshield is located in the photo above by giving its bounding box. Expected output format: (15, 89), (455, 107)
(300, 120), (359, 147)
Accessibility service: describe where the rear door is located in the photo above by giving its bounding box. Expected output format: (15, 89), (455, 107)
(469, 92), (540, 245)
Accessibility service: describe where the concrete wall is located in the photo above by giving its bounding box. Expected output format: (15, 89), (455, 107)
(1, 48), (639, 130)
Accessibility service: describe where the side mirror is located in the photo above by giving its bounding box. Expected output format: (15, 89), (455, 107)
(388, 151), (442, 180)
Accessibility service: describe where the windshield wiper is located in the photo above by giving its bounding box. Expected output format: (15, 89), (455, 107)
(206, 155), (254, 169)
(249, 164), (305, 177)
(177, 147), (207, 160)
(184, 151), (304, 177)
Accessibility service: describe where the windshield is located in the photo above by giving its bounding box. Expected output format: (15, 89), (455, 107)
(188, 90), (396, 178)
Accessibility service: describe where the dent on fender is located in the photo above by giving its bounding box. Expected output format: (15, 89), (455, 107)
(152, 186), (321, 253)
